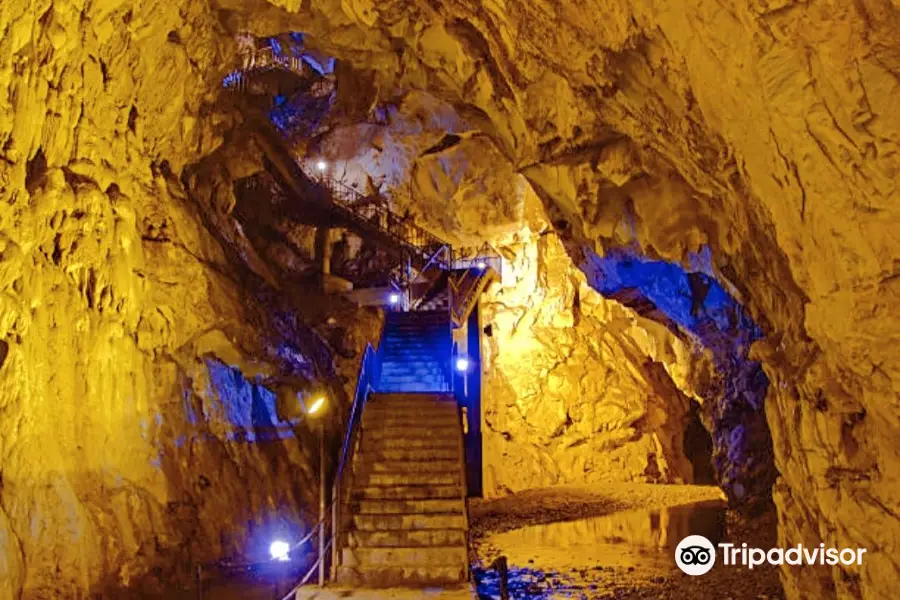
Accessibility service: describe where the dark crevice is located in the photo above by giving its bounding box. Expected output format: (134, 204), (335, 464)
(421, 133), (462, 156)
(128, 105), (138, 134)
(25, 147), (48, 193)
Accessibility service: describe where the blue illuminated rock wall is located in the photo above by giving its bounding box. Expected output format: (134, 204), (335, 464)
(197, 359), (296, 442)
(582, 247), (776, 510)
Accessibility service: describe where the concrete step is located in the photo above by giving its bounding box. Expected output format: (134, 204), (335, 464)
(360, 438), (459, 451)
(341, 545), (467, 568)
(363, 411), (459, 424)
(360, 447), (461, 462)
(380, 348), (444, 354)
(363, 419), (458, 430)
(354, 459), (460, 474)
(345, 528), (466, 548)
(362, 437), (460, 451)
(351, 512), (466, 531)
(380, 355), (444, 362)
(355, 470), (460, 487)
(362, 422), (460, 434)
(362, 415), (458, 427)
(380, 362), (445, 371)
(352, 498), (464, 515)
(381, 338), (447, 346)
(353, 484), (463, 500)
(377, 384), (451, 393)
(371, 393), (455, 402)
(379, 376), (447, 385)
(367, 398), (456, 409)
(366, 398), (457, 410)
(379, 368), (447, 378)
(363, 405), (459, 417)
(336, 564), (466, 587)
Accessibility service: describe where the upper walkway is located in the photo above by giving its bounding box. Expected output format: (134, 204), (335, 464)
(247, 113), (501, 328)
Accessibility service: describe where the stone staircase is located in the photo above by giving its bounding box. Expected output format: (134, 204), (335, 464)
(337, 393), (468, 586)
(378, 311), (452, 393)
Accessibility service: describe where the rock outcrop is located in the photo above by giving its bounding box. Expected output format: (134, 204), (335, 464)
(0, 2), (380, 596)
(3, 0), (899, 598)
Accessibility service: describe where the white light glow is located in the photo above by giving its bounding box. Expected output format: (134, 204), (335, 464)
(270, 540), (290, 562)
(455, 357), (470, 372)
(476, 261), (487, 269)
(315, 160), (327, 171)
(308, 396), (326, 415)
(389, 293), (400, 304)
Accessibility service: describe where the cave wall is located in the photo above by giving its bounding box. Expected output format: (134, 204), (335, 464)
(241, 2), (898, 596)
(480, 216), (706, 495)
(4, 0), (899, 597)
(0, 2), (381, 597)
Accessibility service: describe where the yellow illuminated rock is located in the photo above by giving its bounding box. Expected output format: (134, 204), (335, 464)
(2, 0), (899, 598)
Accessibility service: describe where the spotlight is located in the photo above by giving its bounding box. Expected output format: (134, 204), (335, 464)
(476, 261), (486, 269)
(455, 357), (470, 372)
(315, 160), (327, 171)
(307, 396), (326, 415)
(269, 540), (290, 562)
(389, 292), (400, 305)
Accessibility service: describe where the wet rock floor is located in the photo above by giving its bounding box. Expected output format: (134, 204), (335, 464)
(470, 483), (784, 600)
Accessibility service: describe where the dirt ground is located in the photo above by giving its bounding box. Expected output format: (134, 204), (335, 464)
(469, 483), (785, 600)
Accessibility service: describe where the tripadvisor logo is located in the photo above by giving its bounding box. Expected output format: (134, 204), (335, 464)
(675, 536), (868, 575)
(675, 535), (717, 576)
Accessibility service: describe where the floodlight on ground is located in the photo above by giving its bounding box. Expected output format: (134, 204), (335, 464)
(270, 540), (290, 562)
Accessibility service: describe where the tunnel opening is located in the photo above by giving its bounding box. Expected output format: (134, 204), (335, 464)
(683, 399), (715, 485)
(581, 246), (776, 511)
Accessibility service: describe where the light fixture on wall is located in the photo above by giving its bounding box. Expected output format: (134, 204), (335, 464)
(389, 292), (400, 305)
(476, 261), (486, 270)
(307, 395), (326, 415)
(299, 392), (328, 416)
(455, 356), (470, 372)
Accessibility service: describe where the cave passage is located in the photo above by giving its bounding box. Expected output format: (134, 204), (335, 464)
(3, 5), (896, 600)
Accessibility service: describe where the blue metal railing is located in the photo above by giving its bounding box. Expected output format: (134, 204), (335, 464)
(329, 343), (380, 580)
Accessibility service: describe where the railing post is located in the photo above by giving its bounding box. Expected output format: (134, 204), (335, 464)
(330, 481), (339, 582)
(318, 422), (326, 587)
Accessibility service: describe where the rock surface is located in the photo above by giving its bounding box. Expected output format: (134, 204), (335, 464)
(255, 2), (898, 597)
(3, 0), (899, 598)
(0, 2), (381, 596)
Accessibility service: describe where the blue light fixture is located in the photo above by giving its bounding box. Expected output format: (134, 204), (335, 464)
(270, 540), (290, 562)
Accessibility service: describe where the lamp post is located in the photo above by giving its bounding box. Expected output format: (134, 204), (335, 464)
(302, 393), (328, 587)
(455, 355), (471, 397)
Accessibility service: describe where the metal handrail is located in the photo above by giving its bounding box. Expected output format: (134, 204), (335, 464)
(224, 44), (310, 91)
(312, 173), (453, 265)
(329, 343), (380, 581)
(409, 245), (451, 310)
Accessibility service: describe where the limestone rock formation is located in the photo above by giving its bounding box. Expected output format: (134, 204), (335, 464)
(0, 2), (381, 596)
(2, 0), (899, 598)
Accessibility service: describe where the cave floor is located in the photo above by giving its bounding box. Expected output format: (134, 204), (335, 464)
(470, 483), (785, 599)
